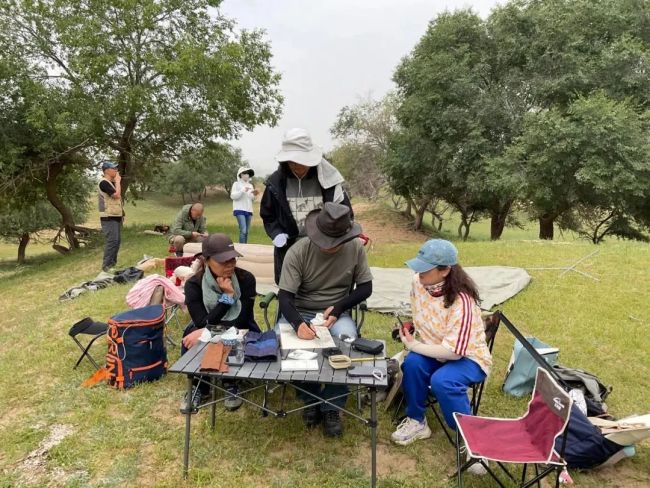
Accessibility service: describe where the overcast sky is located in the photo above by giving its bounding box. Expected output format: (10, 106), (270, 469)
(219, 0), (500, 176)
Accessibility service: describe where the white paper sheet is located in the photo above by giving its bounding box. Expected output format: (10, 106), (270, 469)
(279, 323), (336, 349)
(281, 359), (319, 371)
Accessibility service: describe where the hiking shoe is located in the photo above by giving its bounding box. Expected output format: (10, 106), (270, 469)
(302, 405), (321, 428)
(180, 386), (208, 414)
(323, 410), (343, 437)
(224, 385), (243, 411)
(391, 417), (431, 446)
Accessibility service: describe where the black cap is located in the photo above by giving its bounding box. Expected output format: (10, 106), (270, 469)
(202, 234), (242, 262)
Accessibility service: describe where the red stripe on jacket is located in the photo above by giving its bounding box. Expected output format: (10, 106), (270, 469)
(455, 293), (472, 355)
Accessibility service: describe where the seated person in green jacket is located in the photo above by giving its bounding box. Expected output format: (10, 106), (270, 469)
(169, 203), (208, 256)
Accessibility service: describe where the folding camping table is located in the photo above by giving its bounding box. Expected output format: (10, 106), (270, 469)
(169, 337), (388, 487)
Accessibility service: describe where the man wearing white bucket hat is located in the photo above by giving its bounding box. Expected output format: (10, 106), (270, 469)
(260, 128), (353, 284)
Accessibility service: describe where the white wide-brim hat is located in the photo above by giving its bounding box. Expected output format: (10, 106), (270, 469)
(275, 128), (323, 167)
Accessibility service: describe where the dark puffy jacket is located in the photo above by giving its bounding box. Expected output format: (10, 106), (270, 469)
(260, 164), (353, 283)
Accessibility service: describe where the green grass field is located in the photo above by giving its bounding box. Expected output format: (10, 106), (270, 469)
(0, 193), (648, 487)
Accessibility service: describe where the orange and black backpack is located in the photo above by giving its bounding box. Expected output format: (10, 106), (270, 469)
(84, 304), (168, 389)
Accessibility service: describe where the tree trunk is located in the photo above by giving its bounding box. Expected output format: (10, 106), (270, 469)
(17, 233), (30, 264)
(413, 205), (427, 231)
(45, 160), (79, 249)
(403, 198), (413, 218)
(117, 116), (138, 198)
(538, 215), (555, 240)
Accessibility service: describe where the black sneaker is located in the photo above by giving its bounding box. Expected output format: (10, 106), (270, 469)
(302, 405), (321, 428)
(180, 386), (208, 414)
(323, 410), (343, 437)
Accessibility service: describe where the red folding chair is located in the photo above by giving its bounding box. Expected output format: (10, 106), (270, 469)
(454, 367), (573, 488)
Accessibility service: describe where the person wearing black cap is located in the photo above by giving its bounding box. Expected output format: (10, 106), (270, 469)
(277, 202), (373, 437)
(180, 233), (260, 413)
(97, 161), (124, 272)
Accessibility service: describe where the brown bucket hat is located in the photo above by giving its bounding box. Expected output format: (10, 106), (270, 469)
(305, 202), (362, 249)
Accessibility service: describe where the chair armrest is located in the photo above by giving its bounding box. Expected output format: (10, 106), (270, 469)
(259, 292), (277, 309)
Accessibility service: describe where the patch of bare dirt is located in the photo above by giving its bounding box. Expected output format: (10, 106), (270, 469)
(16, 424), (84, 486)
(354, 203), (426, 245)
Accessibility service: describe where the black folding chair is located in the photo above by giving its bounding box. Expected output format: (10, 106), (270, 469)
(68, 317), (108, 370)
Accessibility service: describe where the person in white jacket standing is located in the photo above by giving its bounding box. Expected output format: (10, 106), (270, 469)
(230, 167), (258, 243)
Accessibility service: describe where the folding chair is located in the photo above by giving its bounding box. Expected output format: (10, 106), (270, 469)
(68, 317), (108, 370)
(455, 367), (573, 488)
(426, 311), (501, 445)
(147, 284), (183, 347)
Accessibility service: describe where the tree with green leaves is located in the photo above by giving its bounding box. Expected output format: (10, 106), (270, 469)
(0, 167), (92, 263)
(489, 0), (650, 238)
(1, 0), (282, 247)
(330, 94), (398, 199)
(502, 93), (650, 243)
(389, 10), (523, 239)
(156, 142), (245, 202)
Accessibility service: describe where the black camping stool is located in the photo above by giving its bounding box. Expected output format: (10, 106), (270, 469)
(69, 317), (108, 370)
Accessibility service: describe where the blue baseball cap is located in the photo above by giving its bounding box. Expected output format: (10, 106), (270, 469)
(101, 160), (118, 171)
(406, 239), (458, 273)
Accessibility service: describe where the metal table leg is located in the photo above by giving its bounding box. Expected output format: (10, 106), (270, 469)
(210, 377), (217, 430)
(183, 374), (193, 479)
(370, 387), (377, 488)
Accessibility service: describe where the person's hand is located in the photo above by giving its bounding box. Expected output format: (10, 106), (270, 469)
(399, 326), (418, 350)
(182, 328), (205, 350)
(272, 233), (288, 247)
(297, 322), (316, 340)
(114, 172), (121, 183)
(217, 276), (235, 296)
(323, 306), (337, 329)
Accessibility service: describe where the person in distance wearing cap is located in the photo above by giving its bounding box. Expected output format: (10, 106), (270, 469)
(97, 161), (124, 272)
(180, 233), (261, 413)
(277, 202), (373, 437)
(391, 239), (492, 454)
(260, 128), (353, 284)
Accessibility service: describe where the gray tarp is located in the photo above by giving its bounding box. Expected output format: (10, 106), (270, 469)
(185, 243), (531, 313)
(257, 266), (531, 314)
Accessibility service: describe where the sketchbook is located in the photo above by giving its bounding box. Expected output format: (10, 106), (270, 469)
(279, 323), (336, 349)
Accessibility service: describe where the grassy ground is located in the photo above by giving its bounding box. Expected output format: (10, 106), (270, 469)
(0, 193), (648, 487)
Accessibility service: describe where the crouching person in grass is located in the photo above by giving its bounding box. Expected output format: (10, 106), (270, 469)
(180, 233), (260, 414)
(392, 239), (491, 474)
(277, 202), (372, 437)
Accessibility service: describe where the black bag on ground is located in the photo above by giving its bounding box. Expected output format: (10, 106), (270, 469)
(113, 267), (144, 284)
(555, 404), (625, 469)
(553, 365), (612, 416)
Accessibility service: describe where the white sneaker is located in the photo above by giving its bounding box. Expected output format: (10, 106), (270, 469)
(391, 417), (432, 446)
(462, 446), (487, 475)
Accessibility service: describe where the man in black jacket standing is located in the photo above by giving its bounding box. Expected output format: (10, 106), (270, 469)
(260, 128), (353, 284)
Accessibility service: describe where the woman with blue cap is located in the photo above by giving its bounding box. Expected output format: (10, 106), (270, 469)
(391, 239), (492, 448)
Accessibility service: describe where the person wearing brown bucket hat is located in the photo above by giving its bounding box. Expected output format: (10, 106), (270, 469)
(179, 233), (261, 414)
(276, 202), (373, 437)
(260, 128), (354, 284)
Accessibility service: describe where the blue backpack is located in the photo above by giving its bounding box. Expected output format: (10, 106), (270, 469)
(105, 305), (168, 389)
